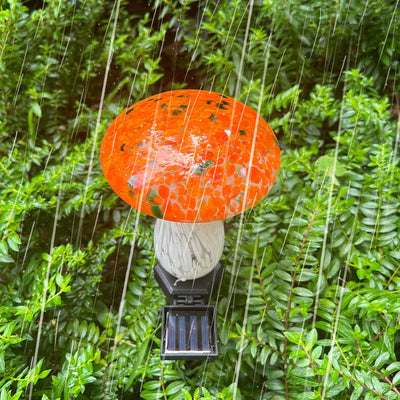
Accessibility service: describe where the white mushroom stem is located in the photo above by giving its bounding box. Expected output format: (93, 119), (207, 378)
(154, 220), (225, 281)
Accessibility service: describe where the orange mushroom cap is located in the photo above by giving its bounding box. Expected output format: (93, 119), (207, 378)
(100, 89), (280, 222)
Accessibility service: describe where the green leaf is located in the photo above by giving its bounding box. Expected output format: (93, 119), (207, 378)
(39, 369), (51, 379)
(304, 329), (318, 351)
(55, 273), (64, 288)
(386, 362), (400, 373)
(250, 341), (258, 358)
(392, 371), (400, 386)
(293, 287), (315, 297)
(140, 391), (164, 400)
(350, 382), (364, 400)
(166, 382), (186, 396)
(0, 254), (14, 263)
(260, 347), (270, 365)
(143, 381), (162, 391)
(0, 240), (8, 255)
(182, 389), (193, 400)
(7, 232), (21, 251)
(200, 388), (212, 399)
(31, 102), (42, 118)
(284, 331), (301, 345)
(374, 352), (390, 369)
(316, 156), (348, 177)
(0, 353), (5, 374)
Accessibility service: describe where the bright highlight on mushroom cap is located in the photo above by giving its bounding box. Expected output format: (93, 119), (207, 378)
(100, 89), (280, 223)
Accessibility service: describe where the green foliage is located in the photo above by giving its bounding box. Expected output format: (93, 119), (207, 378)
(1, 0), (400, 399)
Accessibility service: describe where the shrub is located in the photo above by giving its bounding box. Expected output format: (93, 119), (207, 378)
(1, 0), (399, 399)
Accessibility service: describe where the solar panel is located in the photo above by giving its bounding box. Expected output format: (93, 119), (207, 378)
(161, 306), (218, 360)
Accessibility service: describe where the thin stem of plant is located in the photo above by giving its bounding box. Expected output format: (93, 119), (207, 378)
(283, 209), (317, 400)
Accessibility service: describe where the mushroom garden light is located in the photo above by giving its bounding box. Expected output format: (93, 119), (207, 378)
(100, 90), (280, 360)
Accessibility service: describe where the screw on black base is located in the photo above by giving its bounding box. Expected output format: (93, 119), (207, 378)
(154, 262), (223, 360)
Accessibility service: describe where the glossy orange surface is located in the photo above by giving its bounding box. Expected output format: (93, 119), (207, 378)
(100, 90), (280, 222)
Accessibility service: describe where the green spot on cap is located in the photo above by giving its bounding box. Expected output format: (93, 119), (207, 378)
(194, 160), (214, 175)
(151, 204), (163, 219)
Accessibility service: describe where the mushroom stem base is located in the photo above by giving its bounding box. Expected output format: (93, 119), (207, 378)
(154, 220), (225, 280)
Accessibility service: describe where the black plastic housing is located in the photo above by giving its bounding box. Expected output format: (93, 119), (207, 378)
(155, 262), (223, 360)
(154, 262), (223, 304)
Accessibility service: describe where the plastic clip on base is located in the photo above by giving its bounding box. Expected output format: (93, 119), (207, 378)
(155, 262), (223, 361)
